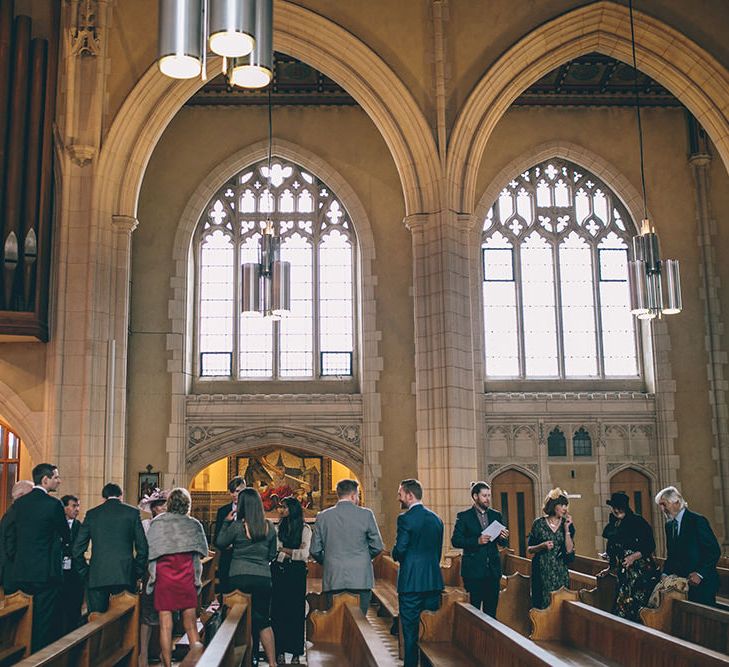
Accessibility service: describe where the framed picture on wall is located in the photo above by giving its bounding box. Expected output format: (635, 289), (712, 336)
(138, 465), (160, 501)
(236, 448), (322, 514)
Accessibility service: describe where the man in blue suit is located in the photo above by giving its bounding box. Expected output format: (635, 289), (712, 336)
(392, 479), (444, 667)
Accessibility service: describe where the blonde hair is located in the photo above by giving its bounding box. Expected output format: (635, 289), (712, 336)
(166, 487), (191, 515)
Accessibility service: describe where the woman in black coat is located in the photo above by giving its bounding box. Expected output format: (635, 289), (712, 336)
(602, 492), (659, 621)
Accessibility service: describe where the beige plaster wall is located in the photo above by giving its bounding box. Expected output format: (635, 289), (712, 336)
(0, 345), (46, 413)
(548, 463), (597, 554)
(130, 105), (415, 542)
(477, 105), (719, 523)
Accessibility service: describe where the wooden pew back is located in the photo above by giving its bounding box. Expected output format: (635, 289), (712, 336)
(419, 590), (568, 666)
(0, 591), (32, 663)
(578, 570), (618, 612)
(562, 600), (729, 667)
(15, 591), (138, 667)
(496, 572), (532, 636)
(307, 593), (397, 667)
(181, 591), (252, 667)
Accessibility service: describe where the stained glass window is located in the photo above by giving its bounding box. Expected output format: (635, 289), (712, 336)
(482, 158), (639, 380)
(196, 159), (356, 379)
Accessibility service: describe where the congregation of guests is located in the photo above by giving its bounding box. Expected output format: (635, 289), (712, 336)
(0, 460), (723, 667)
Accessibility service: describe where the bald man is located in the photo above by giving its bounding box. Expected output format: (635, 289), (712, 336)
(0, 480), (34, 593)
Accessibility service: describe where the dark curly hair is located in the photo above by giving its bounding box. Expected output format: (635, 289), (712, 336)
(543, 493), (569, 516)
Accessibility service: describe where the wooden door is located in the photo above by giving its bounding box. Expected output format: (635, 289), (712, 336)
(610, 468), (653, 529)
(491, 469), (535, 557)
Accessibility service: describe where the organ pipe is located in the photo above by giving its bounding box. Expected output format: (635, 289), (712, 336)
(0, 0), (13, 224)
(2, 14), (31, 309)
(22, 39), (47, 309)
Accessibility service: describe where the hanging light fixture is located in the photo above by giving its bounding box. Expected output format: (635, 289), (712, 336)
(626, 0), (681, 320)
(241, 87), (291, 319)
(158, 0), (272, 88)
(228, 0), (273, 88)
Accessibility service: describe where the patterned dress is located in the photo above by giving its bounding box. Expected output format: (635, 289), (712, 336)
(603, 511), (659, 621)
(528, 516), (576, 609)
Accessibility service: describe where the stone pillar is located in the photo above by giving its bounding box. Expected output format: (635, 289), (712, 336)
(688, 119), (729, 546)
(406, 210), (479, 537)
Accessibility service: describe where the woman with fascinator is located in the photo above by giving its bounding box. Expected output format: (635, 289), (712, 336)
(601, 491), (659, 621)
(527, 488), (575, 608)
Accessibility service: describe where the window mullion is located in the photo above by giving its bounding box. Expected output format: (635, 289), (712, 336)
(313, 238), (321, 379)
(232, 223), (240, 379)
(552, 232), (566, 379)
(513, 240), (526, 378)
(592, 246), (606, 378)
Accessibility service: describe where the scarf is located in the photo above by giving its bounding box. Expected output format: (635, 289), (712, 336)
(146, 512), (209, 594)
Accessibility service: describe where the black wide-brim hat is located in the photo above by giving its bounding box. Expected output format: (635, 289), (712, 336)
(606, 491), (630, 510)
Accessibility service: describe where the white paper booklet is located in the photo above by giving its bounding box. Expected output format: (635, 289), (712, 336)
(481, 520), (506, 541)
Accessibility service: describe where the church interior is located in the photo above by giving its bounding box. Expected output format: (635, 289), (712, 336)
(1, 0), (729, 664)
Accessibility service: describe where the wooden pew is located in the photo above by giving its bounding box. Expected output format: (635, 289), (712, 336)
(572, 554), (611, 576)
(496, 572), (532, 636)
(16, 591), (138, 667)
(0, 591), (32, 663)
(418, 588), (568, 666)
(530, 588), (729, 666)
(502, 552), (598, 592)
(439, 554), (462, 588)
(578, 570), (618, 612)
(371, 554), (400, 629)
(180, 591), (252, 667)
(640, 590), (729, 654)
(306, 592), (397, 667)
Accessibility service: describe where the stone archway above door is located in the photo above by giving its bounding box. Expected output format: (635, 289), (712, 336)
(186, 423), (363, 484)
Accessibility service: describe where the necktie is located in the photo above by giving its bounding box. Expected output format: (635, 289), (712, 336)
(667, 518), (678, 545)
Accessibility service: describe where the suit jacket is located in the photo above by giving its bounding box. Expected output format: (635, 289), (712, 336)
(663, 509), (720, 594)
(214, 502), (234, 581)
(310, 500), (384, 591)
(392, 504), (444, 593)
(73, 498), (148, 589)
(63, 519), (81, 561)
(451, 506), (507, 580)
(3, 488), (70, 585)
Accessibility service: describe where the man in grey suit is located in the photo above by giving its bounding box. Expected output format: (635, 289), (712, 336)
(310, 478), (384, 615)
(73, 482), (148, 613)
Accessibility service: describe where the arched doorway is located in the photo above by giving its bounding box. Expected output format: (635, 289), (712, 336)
(610, 468), (653, 529)
(491, 469), (535, 557)
(189, 446), (360, 540)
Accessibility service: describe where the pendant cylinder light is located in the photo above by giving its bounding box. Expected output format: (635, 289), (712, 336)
(230, 0), (273, 89)
(662, 259), (682, 314)
(271, 259), (291, 316)
(628, 259), (648, 316)
(158, 0), (203, 79)
(208, 0), (255, 58)
(241, 262), (261, 315)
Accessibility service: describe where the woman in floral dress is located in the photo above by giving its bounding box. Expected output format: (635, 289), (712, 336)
(602, 491), (659, 621)
(527, 488), (575, 608)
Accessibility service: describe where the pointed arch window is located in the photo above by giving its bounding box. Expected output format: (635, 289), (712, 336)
(572, 427), (593, 457)
(547, 427), (567, 457)
(482, 158), (639, 380)
(195, 158), (357, 380)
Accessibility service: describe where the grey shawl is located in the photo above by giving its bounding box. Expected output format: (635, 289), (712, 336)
(146, 512), (209, 594)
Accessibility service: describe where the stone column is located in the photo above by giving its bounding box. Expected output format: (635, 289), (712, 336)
(406, 210), (479, 537)
(689, 119), (729, 546)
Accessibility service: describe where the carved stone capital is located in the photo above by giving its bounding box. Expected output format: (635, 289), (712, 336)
(68, 0), (102, 57)
(65, 143), (97, 166)
(112, 215), (140, 235)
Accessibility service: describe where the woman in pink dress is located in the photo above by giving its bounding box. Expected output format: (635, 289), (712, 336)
(146, 487), (209, 667)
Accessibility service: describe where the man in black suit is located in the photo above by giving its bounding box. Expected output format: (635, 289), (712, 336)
(392, 479), (444, 667)
(655, 485), (721, 606)
(214, 476), (244, 594)
(4, 463), (70, 652)
(60, 494), (84, 633)
(73, 483), (148, 613)
(451, 481), (509, 618)
(0, 479), (33, 594)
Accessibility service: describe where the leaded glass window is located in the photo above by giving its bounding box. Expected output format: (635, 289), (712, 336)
(548, 427), (567, 457)
(572, 427), (593, 457)
(482, 158), (639, 379)
(196, 159), (356, 379)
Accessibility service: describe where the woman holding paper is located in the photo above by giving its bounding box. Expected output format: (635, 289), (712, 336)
(527, 488), (575, 608)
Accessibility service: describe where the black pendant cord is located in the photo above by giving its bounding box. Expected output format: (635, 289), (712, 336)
(629, 0), (649, 222)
